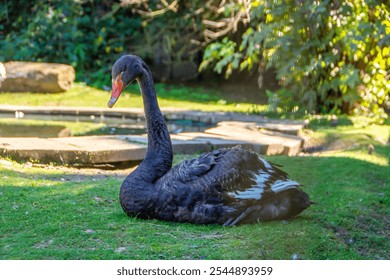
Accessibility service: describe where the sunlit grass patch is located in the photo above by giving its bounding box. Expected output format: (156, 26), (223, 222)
(1, 130), (389, 260)
(0, 82), (267, 114)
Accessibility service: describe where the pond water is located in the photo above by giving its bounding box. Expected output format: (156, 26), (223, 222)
(0, 113), (213, 138)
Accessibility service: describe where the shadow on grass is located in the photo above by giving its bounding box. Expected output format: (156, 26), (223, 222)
(0, 149), (389, 260)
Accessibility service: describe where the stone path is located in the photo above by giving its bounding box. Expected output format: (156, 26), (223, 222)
(0, 105), (306, 164)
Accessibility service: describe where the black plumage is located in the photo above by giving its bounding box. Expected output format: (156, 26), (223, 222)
(108, 54), (313, 225)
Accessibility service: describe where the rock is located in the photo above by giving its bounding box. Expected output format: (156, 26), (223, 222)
(0, 62), (6, 85)
(57, 128), (72, 138)
(0, 61), (75, 93)
(330, 115), (338, 127)
(368, 144), (374, 155)
(172, 61), (198, 81)
(151, 64), (171, 82)
(151, 61), (199, 82)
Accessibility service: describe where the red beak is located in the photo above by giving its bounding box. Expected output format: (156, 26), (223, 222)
(108, 73), (124, 108)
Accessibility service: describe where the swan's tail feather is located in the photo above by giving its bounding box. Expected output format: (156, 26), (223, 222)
(270, 180), (301, 193)
(227, 170), (301, 201)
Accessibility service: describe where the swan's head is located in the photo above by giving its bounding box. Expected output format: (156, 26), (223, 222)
(108, 55), (143, 108)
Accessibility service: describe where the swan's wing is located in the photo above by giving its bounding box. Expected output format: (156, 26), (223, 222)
(154, 146), (304, 225)
(158, 146), (298, 197)
(207, 147), (299, 198)
(160, 149), (223, 183)
(208, 148), (304, 225)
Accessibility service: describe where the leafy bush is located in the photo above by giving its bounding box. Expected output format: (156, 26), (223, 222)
(120, 0), (217, 73)
(0, 0), (141, 87)
(201, 0), (389, 123)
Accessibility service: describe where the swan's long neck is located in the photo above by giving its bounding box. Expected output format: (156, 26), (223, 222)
(136, 66), (173, 182)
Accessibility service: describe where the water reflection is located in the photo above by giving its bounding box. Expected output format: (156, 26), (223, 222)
(0, 113), (212, 137)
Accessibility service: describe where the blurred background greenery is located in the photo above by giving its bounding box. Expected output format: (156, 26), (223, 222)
(0, 0), (389, 122)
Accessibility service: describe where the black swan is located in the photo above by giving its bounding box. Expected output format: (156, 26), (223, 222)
(108, 54), (313, 225)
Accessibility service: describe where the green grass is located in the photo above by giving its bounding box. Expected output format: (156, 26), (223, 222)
(0, 82), (267, 113)
(305, 123), (390, 152)
(0, 124), (389, 260)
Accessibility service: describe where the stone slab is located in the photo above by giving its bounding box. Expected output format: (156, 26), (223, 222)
(118, 134), (253, 155)
(0, 136), (147, 164)
(0, 134), (246, 164)
(0, 126), (303, 165)
(172, 133), (256, 153)
(205, 121), (303, 156)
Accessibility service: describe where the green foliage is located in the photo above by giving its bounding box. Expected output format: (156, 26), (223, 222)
(201, 38), (242, 77)
(0, 0), (141, 86)
(201, 0), (390, 123)
(121, 1), (208, 69)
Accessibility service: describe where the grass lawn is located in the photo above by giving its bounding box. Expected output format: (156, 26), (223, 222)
(0, 122), (389, 260)
(0, 82), (267, 114)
